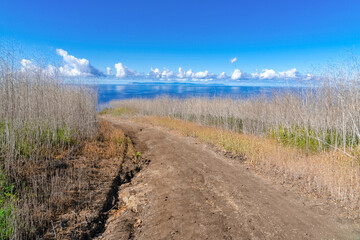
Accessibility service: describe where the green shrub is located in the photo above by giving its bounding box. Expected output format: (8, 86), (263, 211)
(100, 107), (136, 116)
(268, 125), (359, 152)
(0, 171), (16, 240)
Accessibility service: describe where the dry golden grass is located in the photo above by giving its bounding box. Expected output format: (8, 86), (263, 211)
(82, 120), (136, 160)
(39, 120), (138, 239)
(136, 116), (360, 214)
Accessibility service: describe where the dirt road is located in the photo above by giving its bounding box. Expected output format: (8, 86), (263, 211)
(97, 117), (359, 240)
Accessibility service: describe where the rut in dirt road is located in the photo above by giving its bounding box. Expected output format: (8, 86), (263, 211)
(84, 137), (132, 239)
(98, 116), (360, 240)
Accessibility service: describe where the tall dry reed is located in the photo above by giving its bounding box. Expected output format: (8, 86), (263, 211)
(112, 71), (360, 156)
(0, 50), (97, 238)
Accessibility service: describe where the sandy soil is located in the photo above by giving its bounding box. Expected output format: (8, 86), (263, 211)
(97, 116), (360, 240)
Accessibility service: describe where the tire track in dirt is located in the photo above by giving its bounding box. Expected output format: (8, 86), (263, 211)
(85, 131), (148, 240)
(98, 116), (360, 240)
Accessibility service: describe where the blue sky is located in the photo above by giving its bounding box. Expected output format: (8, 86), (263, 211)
(1, 0), (360, 80)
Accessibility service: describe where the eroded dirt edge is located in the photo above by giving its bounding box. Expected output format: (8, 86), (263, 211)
(91, 122), (150, 240)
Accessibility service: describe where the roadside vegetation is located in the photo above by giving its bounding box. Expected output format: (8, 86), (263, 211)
(0, 47), (144, 239)
(0, 49), (98, 239)
(109, 64), (360, 217)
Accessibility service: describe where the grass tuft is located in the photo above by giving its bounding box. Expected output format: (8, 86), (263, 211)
(100, 107), (136, 116)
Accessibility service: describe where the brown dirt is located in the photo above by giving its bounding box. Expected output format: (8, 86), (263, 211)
(96, 116), (360, 240)
(40, 121), (147, 239)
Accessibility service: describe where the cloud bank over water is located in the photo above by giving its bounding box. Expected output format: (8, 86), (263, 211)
(20, 59), (57, 75)
(231, 69), (242, 80)
(114, 62), (139, 78)
(56, 49), (104, 77)
(20, 49), (315, 82)
(106, 67), (112, 75)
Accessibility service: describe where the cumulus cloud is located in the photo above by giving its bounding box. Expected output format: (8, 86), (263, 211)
(251, 72), (260, 79)
(56, 49), (103, 77)
(148, 67), (174, 79)
(177, 67), (195, 79)
(106, 67), (112, 75)
(179, 66), (308, 81)
(149, 67), (161, 78)
(231, 69), (242, 80)
(278, 68), (299, 79)
(252, 68), (302, 80)
(176, 68), (215, 79)
(115, 62), (138, 78)
(217, 72), (227, 79)
(21, 49), (313, 82)
(194, 70), (210, 79)
(259, 69), (277, 79)
(20, 59), (57, 76)
(161, 68), (174, 79)
(177, 67), (184, 78)
(46, 64), (57, 76)
(20, 59), (35, 70)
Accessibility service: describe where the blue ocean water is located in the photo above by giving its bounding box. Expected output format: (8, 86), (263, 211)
(94, 81), (307, 106)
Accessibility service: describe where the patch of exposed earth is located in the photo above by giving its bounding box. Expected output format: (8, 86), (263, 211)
(96, 116), (360, 240)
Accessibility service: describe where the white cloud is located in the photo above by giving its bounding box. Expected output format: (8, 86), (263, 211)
(230, 57), (237, 64)
(177, 67), (185, 78)
(22, 50), (313, 82)
(278, 68), (298, 78)
(217, 72), (227, 79)
(231, 69), (242, 80)
(304, 73), (314, 80)
(254, 68), (302, 80)
(115, 63), (127, 78)
(194, 70), (210, 79)
(185, 69), (194, 78)
(259, 69), (277, 79)
(177, 68), (215, 79)
(106, 67), (112, 75)
(45, 64), (57, 76)
(128, 65), (312, 81)
(56, 49), (103, 77)
(20, 59), (35, 70)
(149, 67), (174, 79)
(178, 68), (195, 78)
(20, 59), (57, 76)
(149, 67), (162, 78)
(115, 62), (138, 78)
(161, 68), (174, 79)
(251, 72), (260, 78)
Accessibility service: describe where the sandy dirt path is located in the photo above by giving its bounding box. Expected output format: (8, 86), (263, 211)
(97, 117), (359, 240)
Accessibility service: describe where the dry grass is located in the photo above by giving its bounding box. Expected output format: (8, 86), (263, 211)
(82, 121), (129, 159)
(135, 116), (360, 217)
(0, 50), (98, 238)
(40, 120), (137, 239)
(112, 67), (360, 156)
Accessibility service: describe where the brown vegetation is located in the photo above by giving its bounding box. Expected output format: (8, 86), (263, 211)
(0, 49), (145, 239)
(41, 120), (143, 239)
(112, 68), (360, 155)
(0, 50), (99, 238)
